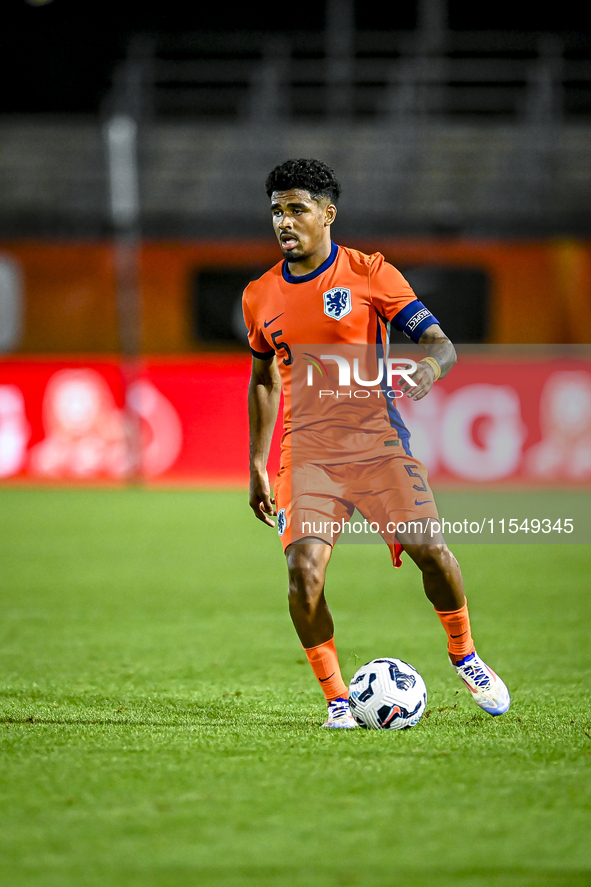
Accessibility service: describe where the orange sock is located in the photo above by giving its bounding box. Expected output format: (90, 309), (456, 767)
(435, 600), (476, 663)
(304, 636), (349, 701)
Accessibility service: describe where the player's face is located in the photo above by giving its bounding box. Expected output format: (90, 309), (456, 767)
(270, 189), (336, 265)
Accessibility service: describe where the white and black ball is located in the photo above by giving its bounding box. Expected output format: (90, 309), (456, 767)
(348, 658), (427, 730)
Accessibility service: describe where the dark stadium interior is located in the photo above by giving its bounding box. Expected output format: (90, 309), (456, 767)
(4, 2), (589, 113)
(1, 0), (590, 351)
(3, 1), (591, 235)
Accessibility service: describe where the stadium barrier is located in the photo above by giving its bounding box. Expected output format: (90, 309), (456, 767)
(0, 353), (590, 487)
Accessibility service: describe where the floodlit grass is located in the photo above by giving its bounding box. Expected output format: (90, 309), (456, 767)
(0, 488), (590, 887)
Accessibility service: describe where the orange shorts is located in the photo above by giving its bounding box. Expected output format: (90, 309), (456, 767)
(273, 454), (440, 566)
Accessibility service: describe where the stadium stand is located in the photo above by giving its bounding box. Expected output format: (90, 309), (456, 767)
(1, 19), (591, 238)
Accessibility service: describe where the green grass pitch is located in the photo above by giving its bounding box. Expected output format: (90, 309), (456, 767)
(0, 488), (590, 887)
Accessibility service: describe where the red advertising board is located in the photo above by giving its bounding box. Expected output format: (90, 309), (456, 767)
(0, 353), (589, 487)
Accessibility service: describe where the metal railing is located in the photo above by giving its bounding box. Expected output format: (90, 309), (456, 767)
(113, 30), (591, 123)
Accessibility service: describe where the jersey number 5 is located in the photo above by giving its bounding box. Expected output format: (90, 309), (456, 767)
(404, 464), (428, 492)
(271, 329), (293, 366)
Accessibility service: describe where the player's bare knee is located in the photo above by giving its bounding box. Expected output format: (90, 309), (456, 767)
(287, 543), (328, 580)
(287, 558), (324, 595)
(286, 548), (327, 608)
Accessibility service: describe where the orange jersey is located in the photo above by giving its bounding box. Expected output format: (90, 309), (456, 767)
(243, 243), (438, 462)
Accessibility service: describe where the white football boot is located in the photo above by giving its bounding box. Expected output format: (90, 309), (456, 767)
(452, 650), (510, 716)
(322, 697), (358, 728)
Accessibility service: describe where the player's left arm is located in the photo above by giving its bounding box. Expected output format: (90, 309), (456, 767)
(400, 323), (457, 401)
(367, 255), (456, 400)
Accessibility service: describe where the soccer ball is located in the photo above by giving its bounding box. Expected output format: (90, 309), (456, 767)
(348, 658), (427, 730)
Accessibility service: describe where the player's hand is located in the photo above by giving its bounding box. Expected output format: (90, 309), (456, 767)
(397, 360), (435, 401)
(249, 470), (277, 527)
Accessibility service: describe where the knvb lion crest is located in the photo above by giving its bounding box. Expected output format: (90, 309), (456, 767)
(277, 508), (286, 537)
(323, 287), (352, 320)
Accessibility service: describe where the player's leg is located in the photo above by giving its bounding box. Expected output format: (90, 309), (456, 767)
(395, 531), (472, 659)
(354, 455), (510, 717)
(276, 459), (357, 728)
(285, 539), (356, 728)
(396, 533), (465, 612)
(397, 529), (510, 716)
(285, 537), (334, 649)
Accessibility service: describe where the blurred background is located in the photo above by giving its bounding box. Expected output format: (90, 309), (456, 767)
(1, 0), (590, 486)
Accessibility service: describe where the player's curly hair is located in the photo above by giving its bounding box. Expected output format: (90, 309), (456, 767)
(265, 158), (341, 204)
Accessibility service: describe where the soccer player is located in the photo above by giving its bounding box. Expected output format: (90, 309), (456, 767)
(243, 158), (510, 728)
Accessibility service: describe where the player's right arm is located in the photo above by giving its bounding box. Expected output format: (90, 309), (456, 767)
(248, 355), (281, 526)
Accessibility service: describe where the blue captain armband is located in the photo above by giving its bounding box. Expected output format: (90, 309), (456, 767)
(391, 301), (439, 343)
